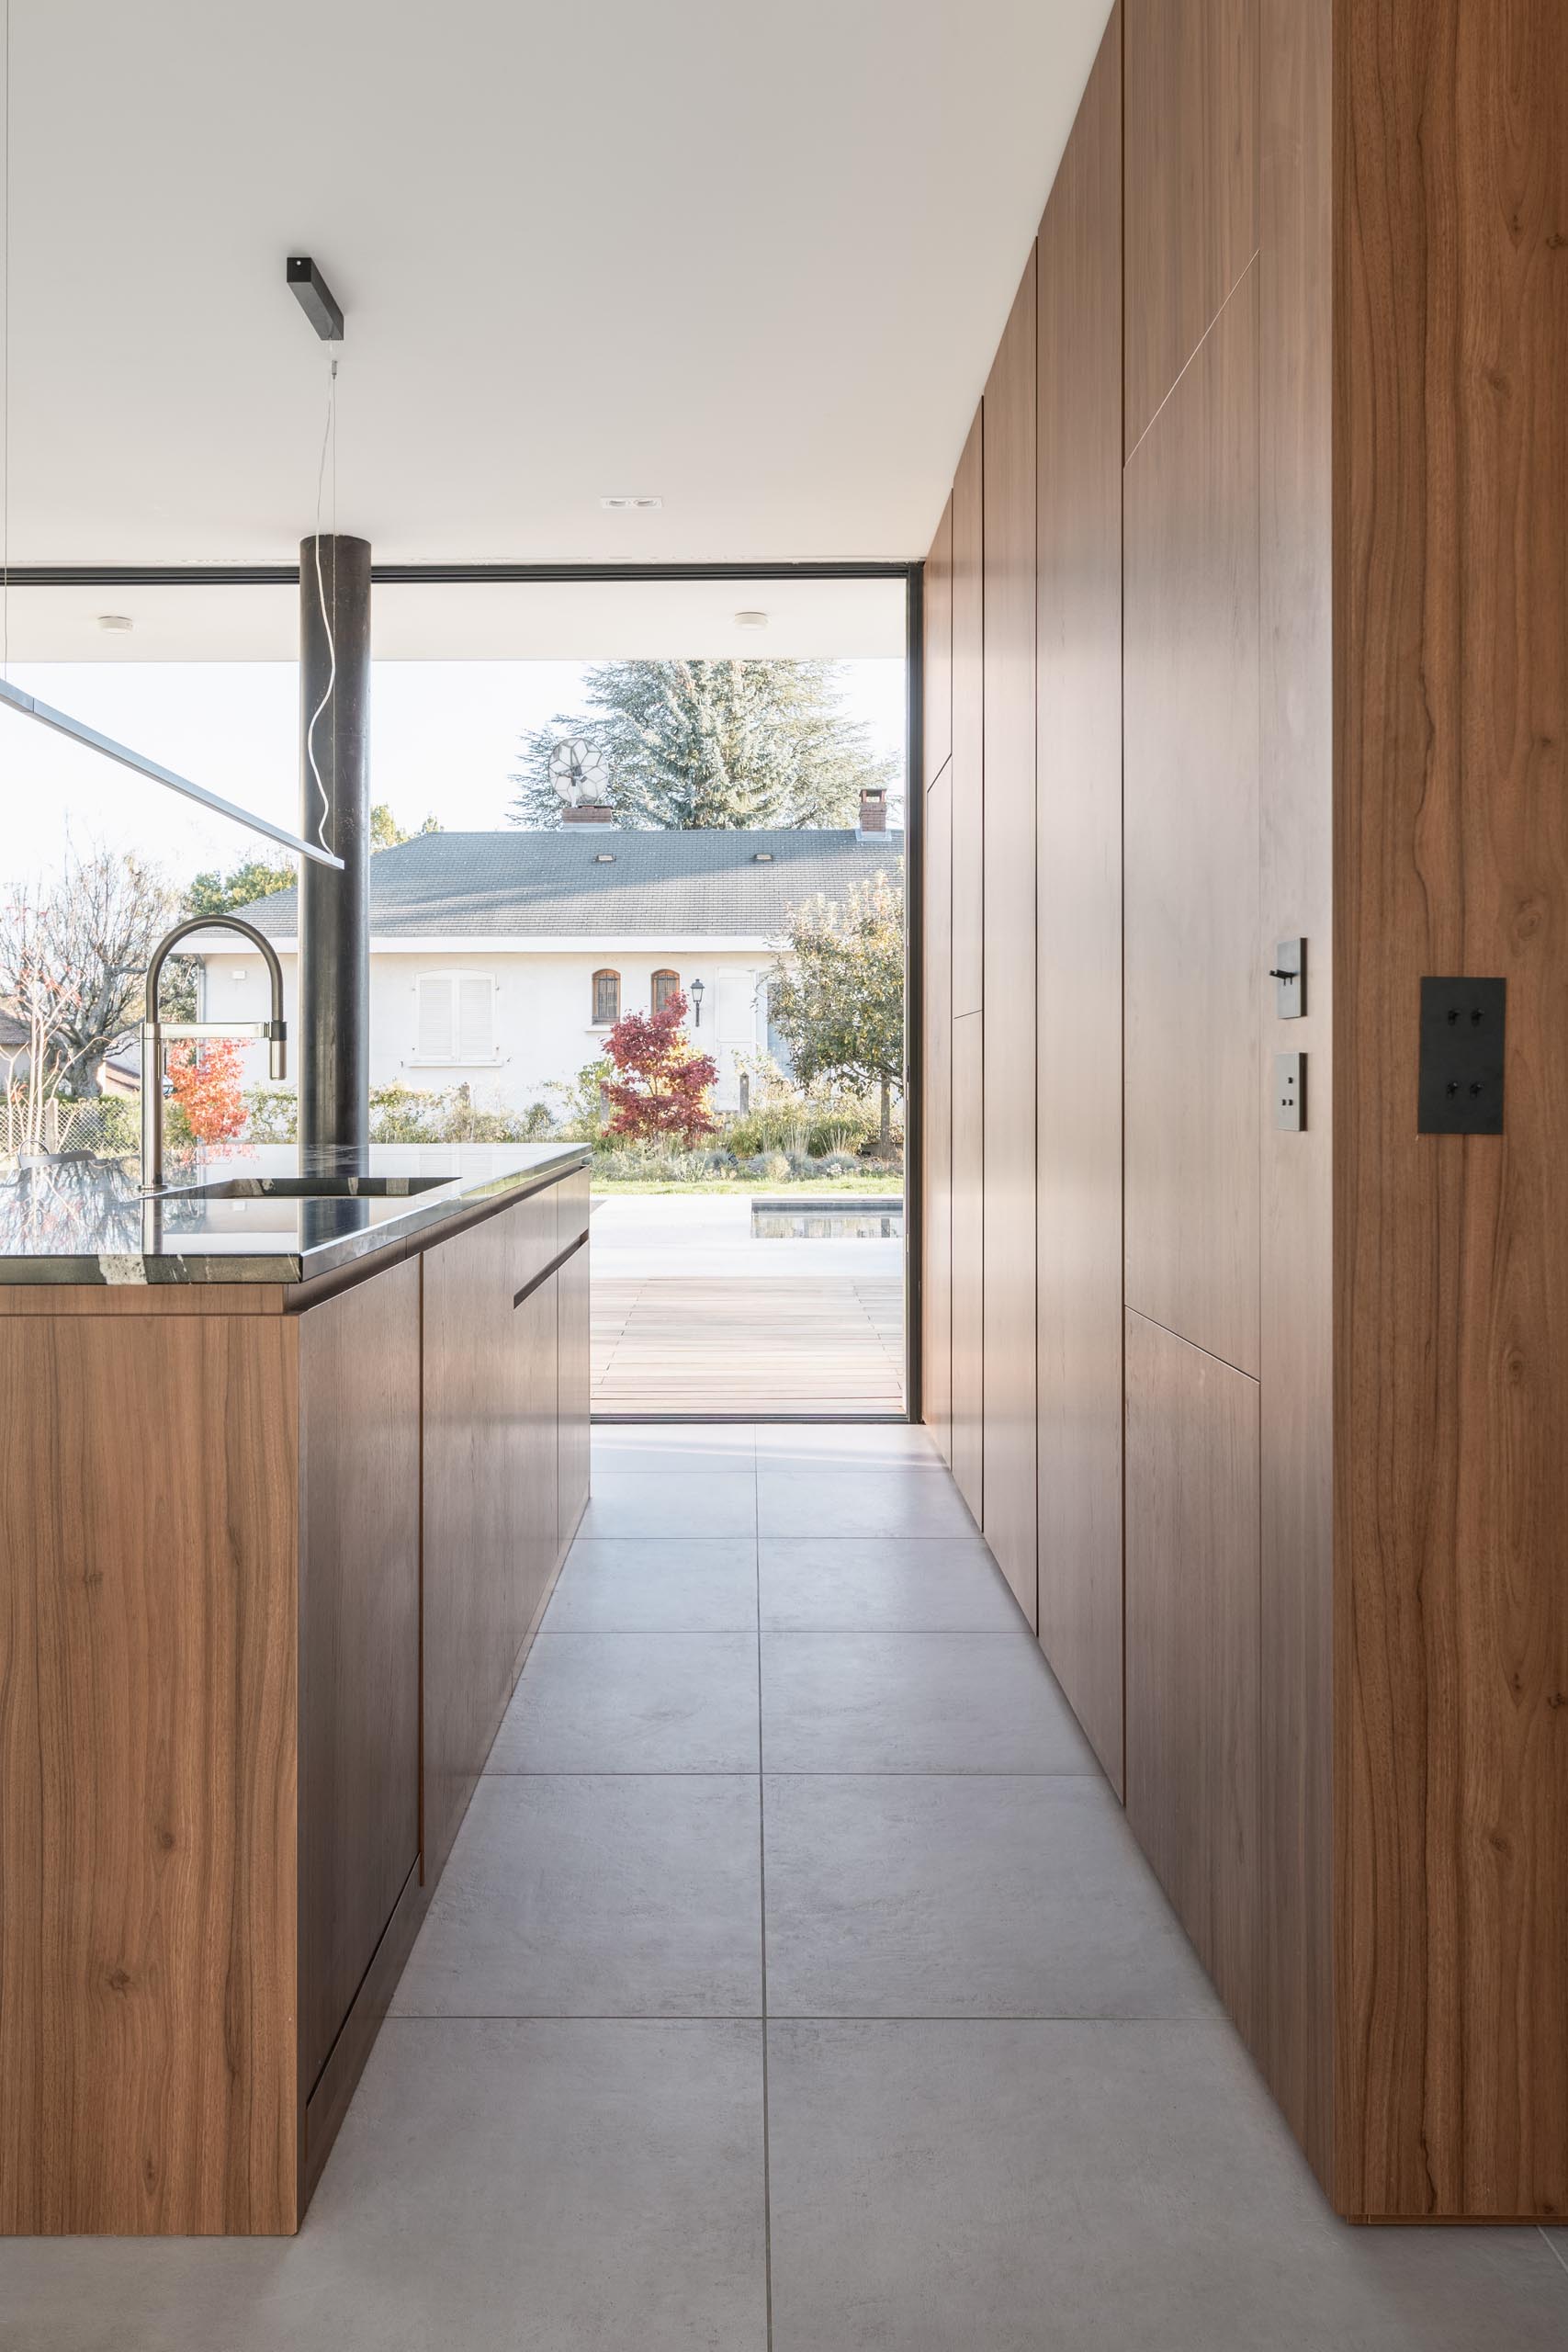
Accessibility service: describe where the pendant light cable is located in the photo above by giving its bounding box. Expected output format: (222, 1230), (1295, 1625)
(304, 348), (339, 856)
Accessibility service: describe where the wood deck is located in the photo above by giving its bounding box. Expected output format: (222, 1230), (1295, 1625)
(592, 1274), (906, 1416)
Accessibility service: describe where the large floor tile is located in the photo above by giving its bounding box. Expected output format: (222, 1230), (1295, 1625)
(758, 1464), (977, 1539)
(760, 1536), (1021, 1631)
(546, 1536), (758, 1632)
(766, 2019), (1568, 2352)
(592, 1424), (758, 1476)
(489, 1631), (760, 1773)
(761, 1633), (1097, 1774)
(754, 1423), (944, 1470)
(763, 1776), (1214, 2018)
(394, 1775), (761, 2017)
(578, 1468), (756, 1537)
(0, 2021), (768, 2352)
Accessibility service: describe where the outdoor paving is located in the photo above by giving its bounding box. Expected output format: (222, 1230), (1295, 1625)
(5, 1424), (1565, 2351)
(591, 1191), (905, 1415)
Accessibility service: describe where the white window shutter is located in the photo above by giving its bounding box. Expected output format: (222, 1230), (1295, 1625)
(457, 976), (495, 1062)
(416, 976), (456, 1060)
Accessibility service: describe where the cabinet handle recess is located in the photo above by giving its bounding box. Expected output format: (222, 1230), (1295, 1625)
(513, 1227), (588, 1309)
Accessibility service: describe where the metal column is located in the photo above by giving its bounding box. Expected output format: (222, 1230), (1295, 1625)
(298, 533), (372, 1163)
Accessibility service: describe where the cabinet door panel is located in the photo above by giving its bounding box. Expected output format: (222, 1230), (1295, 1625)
(1036, 2), (1124, 1789)
(557, 1239), (591, 1554)
(423, 1202), (529, 1883)
(980, 252), (1039, 1629)
(923, 494), (953, 788)
(1124, 266), (1260, 1374)
(299, 1260), (421, 2092)
(516, 1274), (561, 1641)
(922, 763), (953, 1458)
(1125, 1309), (1260, 2048)
(950, 1010), (984, 1524)
(951, 410), (985, 1021)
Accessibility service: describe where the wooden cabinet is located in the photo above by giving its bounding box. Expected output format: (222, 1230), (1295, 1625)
(980, 253), (1039, 1628)
(950, 410), (985, 1023)
(423, 1180), (563, 1883)
(298, 1261), (422, 2099)
(1034, 3), (1124, 1792)
(921, 761), (953, 1460)
(1124, 1311), (1260, 2047)
(922, 492), (953, 787)
(949, 1011), (984, 1523)
(1123, 264), (1259, 1376)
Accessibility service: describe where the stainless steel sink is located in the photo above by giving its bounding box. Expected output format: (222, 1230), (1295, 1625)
(168, 1175), (453, 1201)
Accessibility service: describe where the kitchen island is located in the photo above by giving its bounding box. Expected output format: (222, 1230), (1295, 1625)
(0, 1142), (592, 2235)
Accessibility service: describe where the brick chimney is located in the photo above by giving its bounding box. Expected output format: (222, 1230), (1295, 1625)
(562, 802), (617, 826)
(857, 786), (888, 839)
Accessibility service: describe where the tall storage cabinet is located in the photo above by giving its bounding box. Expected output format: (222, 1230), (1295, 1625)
(919, 0), (1568, 2221)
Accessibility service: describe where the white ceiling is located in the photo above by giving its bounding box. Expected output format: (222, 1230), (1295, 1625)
(3, 0), (1111, 569)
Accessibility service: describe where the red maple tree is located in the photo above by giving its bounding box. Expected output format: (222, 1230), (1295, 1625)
(602, 990), (718, 1145)
(167, 1036), (248, 1145)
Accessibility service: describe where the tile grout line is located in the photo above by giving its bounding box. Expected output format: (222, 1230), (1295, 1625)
(754, 1450), (776, 2352)
(1541, 2226), (1568, 2278)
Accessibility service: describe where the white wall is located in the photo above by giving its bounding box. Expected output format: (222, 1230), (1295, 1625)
(201, 944), (773, 1114)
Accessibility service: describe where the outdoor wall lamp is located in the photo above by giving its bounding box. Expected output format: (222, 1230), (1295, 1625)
(690, 978), (705, 1027)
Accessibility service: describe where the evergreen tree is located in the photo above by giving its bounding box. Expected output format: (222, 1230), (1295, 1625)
(508, 660), (896, 831)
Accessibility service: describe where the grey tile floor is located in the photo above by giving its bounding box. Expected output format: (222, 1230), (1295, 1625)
(4, 1421), (1566, 2351)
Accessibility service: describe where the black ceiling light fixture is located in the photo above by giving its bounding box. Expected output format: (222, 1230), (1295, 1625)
(287, 255), (344, 343)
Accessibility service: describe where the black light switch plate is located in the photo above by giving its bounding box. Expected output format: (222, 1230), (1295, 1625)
(1418, 977), (1506, 1134)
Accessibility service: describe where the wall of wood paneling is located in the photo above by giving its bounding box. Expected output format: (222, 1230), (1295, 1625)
(981, 253), (1039, 1626)
(1034, 3), (1124, 1790)
(950, 413), (985, 1023)
(1125, 1310), (1260, 2046)
(1123, 0), (1258, 456)
(1123, 266), (1260, 1377)
(919, 0), (1568, 2222)
(1334, 0), (1568, 2222)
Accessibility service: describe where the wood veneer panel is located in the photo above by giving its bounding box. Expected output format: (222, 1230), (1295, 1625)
(922, 763), (954, 1461)
(923, 493), (953, 788)
(1258, 0), (1334, 2195)
(556, 1172), (592, 1555)
(1123, 0), (1258, 456)
(949, 1010), (984, 1522)
(1123, 264), (1260, 1376)
(951, 409), (985, 1021)
(1334, 0), (1568, 2221)
(0, 1283), (287, 1315)
(422, 1199), (529, 1883)
(0, 1313), (299, 2234)
(297, 1261), (421, 2097)
(1125, 1310), (1260, 2047)
(1035, 4), (1124, 1789)
(981, 251), (1039, 1629)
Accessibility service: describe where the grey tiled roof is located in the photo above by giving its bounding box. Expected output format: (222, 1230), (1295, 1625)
(236, 827), (904, 939)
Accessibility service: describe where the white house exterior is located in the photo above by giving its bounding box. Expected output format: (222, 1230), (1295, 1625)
(196, 822), (903, 1116)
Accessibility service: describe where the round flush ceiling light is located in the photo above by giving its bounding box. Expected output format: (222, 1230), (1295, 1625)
(733, 610), (768, 629)
(96, 613), (134, 632)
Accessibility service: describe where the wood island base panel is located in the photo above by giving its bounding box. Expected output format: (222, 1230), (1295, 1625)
(0, 1154), (591, 2234)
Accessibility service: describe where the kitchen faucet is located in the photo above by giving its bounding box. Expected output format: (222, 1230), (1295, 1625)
(140, 914), (288, 1193)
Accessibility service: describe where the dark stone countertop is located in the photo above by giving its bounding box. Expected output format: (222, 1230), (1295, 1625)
(0, 1141), (590, 1287)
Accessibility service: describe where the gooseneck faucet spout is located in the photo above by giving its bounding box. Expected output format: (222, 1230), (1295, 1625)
(141, 914), (288, 1193)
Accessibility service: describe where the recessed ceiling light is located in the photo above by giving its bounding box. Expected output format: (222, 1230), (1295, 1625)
(96, 613), (134, 632)
(734, 609), (768, 629)
(600, 494), (662, 511)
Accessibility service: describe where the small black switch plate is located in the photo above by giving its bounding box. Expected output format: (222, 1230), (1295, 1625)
(1417, 977), (1506, 1134)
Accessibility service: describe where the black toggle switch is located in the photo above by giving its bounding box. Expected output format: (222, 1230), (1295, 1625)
(1417, 978), (1506, 1134)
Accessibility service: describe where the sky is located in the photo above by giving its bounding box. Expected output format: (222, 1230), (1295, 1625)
(0, 657), (908, 890)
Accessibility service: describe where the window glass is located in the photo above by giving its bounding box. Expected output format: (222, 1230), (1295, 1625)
(592, 969), (620, 1025)
(651, 968), (680, 1014)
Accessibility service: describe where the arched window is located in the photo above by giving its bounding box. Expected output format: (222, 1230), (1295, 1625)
(651, 967), (680, 1014)
(592, 969), (620, 1025)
